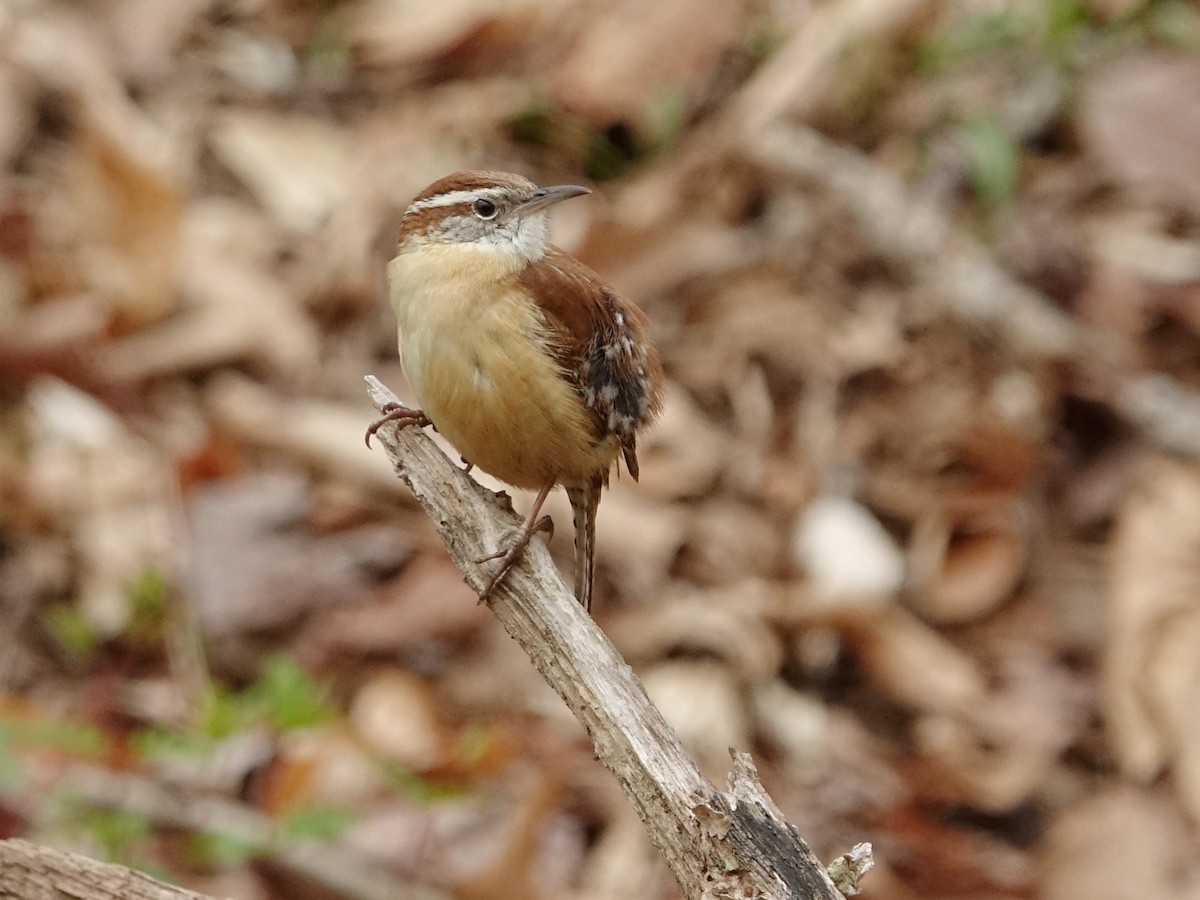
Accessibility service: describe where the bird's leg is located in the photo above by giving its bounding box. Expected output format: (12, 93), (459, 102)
(477, 478), (556, 601)
(365, 402), (431, 448)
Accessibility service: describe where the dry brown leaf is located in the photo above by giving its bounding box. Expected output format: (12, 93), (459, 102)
(350, 0), (556, 68)
(848, 606), (988, 715)
(1089, 211), (1200, 286)
(350, 669), (444, 771)
(453, 772), (582, 900)
(685, 274), (831, 385)
(872, 803), (1032, 898)
(551, 0), (748, 124)
(1145, 607), (1200, 826)
(0, 59), (33, 166)
(606, 583), (783, 680)
(1041, 788), (1200, 900)
(99, 199), (320, 383)
(914, 651), (1087, 812)
(579, 810), (671, 897)
(105, 0), (211, 81)
(592, 218), (759, 305)
(208, 30), (299, 96)
(187, 871), (270, 900)
(10, 5), (187, 330)
(750, 679), (829, 782)
(793, 494), (906, 603)
(301, 556), (484, 664)
(203, 375), (414, 502)
(1075, 259), (1157, 352)
(590, 487), (688, 601)
(69, 112), (183, 330)
(1105, 456), (1200, 796)
(187, 472), (406, 638)
(633, 383), (726, 500)
(1060, 445), (1139, 534)
(1082, 53), (1200, 216)
(641, 659), (751, 777)
(265, 727), (390, 813)
(911, 516), (1026, 625)
(345, 794), (539, 890)
(437, 620), (567, 723)
(679, 498), (787, 585)
(24, 378), (177, 636)
(210, 111), (354, 233)
(733, 0), (931, 129)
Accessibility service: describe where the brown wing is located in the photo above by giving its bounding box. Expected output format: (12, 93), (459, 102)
(517, 246), (664, 480)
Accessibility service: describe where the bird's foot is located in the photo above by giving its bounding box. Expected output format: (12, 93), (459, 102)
(476, 515), (554, 602)
(365, 403), (431, 448)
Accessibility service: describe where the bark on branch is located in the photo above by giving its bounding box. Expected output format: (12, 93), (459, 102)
(0, 839), (218, 900)
(364, 375), (871, 900)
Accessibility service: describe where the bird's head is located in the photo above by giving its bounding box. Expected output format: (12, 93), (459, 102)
(396, 171), (590, 264)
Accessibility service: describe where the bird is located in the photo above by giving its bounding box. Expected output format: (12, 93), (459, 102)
(367, 171), (663, 610)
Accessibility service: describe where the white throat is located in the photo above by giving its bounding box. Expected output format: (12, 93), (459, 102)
(483, 212), (548, 264)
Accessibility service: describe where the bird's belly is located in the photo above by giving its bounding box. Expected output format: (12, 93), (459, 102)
(400, 312), (614, 489)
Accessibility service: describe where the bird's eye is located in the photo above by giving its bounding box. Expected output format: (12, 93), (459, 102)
(473, 198), (497, 220)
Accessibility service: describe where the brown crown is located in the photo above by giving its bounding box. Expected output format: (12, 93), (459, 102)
(409, 171), (535, 205)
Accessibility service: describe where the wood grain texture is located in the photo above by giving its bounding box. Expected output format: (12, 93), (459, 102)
(365, 374), (859, 900)
(0, 839), (216, 900)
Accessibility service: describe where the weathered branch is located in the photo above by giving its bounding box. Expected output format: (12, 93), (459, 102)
(0, 839), (217, 900)
(364, 375), (871, 899)
(0, 376), (875, 900)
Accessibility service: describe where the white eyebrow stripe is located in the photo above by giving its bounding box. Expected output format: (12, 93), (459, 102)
(405, 187), (508, 214)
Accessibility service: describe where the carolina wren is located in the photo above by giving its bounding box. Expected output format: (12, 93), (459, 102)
(368, 171), (663, 609)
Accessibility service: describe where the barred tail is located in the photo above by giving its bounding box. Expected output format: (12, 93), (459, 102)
(566, 477), (603, 612)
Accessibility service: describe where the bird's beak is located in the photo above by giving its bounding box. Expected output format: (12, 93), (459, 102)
(507, 184), (591, 220)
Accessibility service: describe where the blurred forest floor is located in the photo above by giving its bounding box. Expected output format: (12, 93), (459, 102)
(2, 0), (1200, 898)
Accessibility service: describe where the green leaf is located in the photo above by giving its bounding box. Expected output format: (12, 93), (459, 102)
(200, 683), (253, 739)
(279, 805), (356, 842)
(201, 655), (334, 738)
(44, 604), (99, 663)
(584, 128), (637, 183)
(918, 10), (1026, 71)
(1147, 0), (1200, 48)
(0, 727), (28, 790)
(381, 763), (470, 804)
(1, 715), (107, 758)
(509, 102), (557, 148)
(60, 803), (152, 866)
(253, 655), (335, 732)
(125, 566), (168, 644)
(454, 723), (497, 770)
(187, 830), (264, 868)
(961, 115), (1019, 214)
(1042, 0), (1092, 62)
(641, 89), (687, 155)
(129, 727), (214, 762)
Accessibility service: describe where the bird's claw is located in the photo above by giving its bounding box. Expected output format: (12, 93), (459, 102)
(365, 403), (431, 448)
(476, 515), (554, 602)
